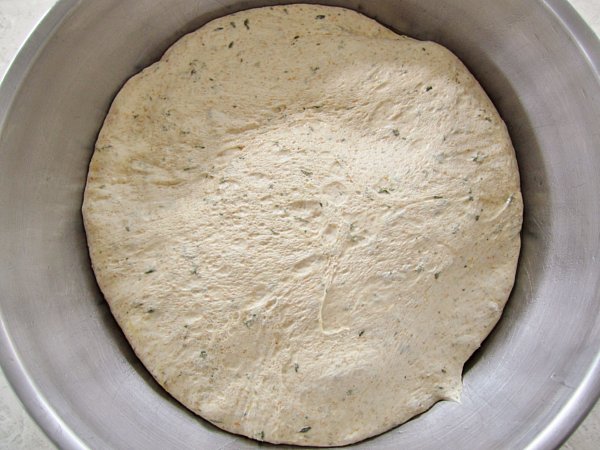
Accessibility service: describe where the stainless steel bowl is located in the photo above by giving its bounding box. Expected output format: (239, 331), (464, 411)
(1, 1), (599, 449)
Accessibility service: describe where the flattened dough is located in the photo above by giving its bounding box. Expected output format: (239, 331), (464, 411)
(83, 4), (523, 446)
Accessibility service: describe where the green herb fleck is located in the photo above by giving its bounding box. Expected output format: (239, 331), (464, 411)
(378, 188), (390, 194)
(228, 41), (234, 49)
(230, 21), (236, 28)
(145, 269), (156, 274)
(392, 128), (400, 137)
(310, 66), (320, 73)
(294, 363), (299, 373)
(244, 314), (257, 328)
(316, 14), (326, 19)
(294, 35), (300, 40)
(299, 426), (312, 433)
(475, 215), (480, 221)
(471, 153), (483, 163)
(346, 389), (353, 395)
(258, 431), (265, 440)
(200, 350), (207, 359)
(358, 330), (365, 337)
(300, 169), (313, 176)
(244, 19), (250, 29)
(434, 272), (441, 280)
(468, 195), (474, 201)
(441, 368), (447, 373)
(433, 195), (443, 199)
(214, 26), (223, 31)
(426, 86), (433, 92)
(146, 308), (155, 313)
(125, 226), (130, 232)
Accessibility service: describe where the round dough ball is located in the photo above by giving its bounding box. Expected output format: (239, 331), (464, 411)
(83, 4), (522, 446)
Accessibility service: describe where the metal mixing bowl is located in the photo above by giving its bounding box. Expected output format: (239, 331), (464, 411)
(0, 0), (599, 449)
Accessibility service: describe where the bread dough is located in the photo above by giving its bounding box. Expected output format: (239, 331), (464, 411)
(82, 4), (522, 446)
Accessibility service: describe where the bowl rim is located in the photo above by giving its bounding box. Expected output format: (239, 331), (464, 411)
(0, 1), (598, 449)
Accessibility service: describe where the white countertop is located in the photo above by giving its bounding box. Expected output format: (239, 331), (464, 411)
(0, 1), (599, 448)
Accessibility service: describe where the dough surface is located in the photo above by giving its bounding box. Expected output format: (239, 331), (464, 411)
(83, 4), (522, 446)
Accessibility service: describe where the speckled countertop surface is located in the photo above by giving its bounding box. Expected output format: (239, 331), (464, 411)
(0, 1), (599, 449)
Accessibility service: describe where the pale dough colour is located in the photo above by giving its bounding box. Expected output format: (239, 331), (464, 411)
(82, 4), (523, 447)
